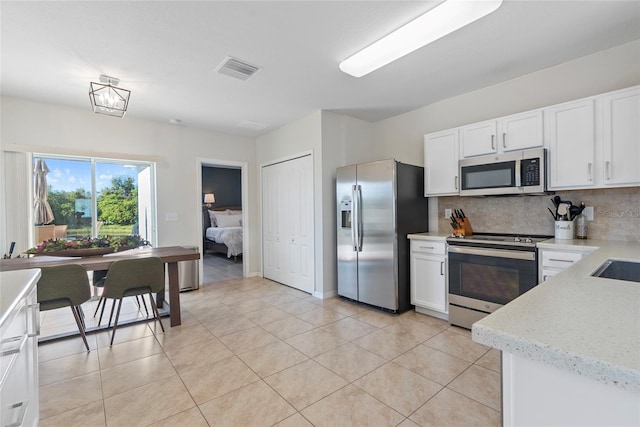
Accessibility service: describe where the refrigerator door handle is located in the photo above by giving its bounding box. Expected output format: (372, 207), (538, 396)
(351, 185), (358, 251)
(355, 185), (363, 251)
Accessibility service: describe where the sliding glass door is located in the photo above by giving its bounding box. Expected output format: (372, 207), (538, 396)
(32, 155), (155, 245)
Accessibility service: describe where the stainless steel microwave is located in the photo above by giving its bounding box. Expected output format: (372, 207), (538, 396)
(459, 148), (546, 196)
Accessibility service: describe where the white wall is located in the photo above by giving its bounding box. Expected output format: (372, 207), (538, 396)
(255, 112), (325, 294)
(370, 39), (640, 231)
(255, 110), (373, 297)
(0, 96), (259, 274)
(321, 111), (373, 295)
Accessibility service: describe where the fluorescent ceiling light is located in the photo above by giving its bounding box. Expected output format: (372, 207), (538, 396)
(339, 0), (503, 77)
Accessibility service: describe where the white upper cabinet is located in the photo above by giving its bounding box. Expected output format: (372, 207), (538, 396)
(424, 129), (459, 196)
(500, 110), (544, 152)
(460, 110), (544, 158)
(547, 98), (596, 189)
(422, 85), (637, 194)
(602, 86), (640, 186)
(460, 120), (497, 157)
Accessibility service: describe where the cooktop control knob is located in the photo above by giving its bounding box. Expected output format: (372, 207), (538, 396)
(514, 236), (521, 242)
(525, 237), (533, 243)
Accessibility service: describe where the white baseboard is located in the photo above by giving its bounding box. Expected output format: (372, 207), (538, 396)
(415, 306), (449, 321)
(313, 289), (337, 300)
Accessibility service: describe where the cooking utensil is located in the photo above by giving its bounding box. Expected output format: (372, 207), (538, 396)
(552, 195), (561, 207)
(557, 202), (570, 220)
(547, 207), (557, 220)
(8, 242), (15, 258)
(569, 205), (582, 221)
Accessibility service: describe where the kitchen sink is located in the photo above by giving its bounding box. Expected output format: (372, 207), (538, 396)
(591, 259), (640, 283)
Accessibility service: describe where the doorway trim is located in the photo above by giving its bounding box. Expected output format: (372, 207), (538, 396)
(196, 157), (250, 283)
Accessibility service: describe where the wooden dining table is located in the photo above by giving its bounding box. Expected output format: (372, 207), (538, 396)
(0, 246), (200, 327)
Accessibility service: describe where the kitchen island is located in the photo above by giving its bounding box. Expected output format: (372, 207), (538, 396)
(473, 239), (640, 426)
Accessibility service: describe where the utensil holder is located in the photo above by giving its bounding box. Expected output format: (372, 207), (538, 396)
(554, 220), (574, 239)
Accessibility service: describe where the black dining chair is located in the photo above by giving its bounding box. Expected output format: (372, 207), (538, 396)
(37, 264), (92, 351)
(99, 257), (165, 345)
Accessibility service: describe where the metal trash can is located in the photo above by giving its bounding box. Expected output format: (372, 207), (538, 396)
(179, 246), (199, 291)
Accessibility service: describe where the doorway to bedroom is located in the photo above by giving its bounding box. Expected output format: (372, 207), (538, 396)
(201, 163), (244, 284)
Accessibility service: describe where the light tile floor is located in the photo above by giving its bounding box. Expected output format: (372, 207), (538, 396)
(39, 277), (501, 426)
(202, 252), (243, 283)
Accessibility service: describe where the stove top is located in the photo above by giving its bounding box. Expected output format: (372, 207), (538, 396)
(447, 233), (552, 248)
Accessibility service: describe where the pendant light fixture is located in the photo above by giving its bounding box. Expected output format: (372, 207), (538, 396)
(339, 0), (503, 77)
(88, 75), (131, 118)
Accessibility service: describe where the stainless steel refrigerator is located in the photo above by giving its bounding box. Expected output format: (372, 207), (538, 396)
(337, 159), (429, 312)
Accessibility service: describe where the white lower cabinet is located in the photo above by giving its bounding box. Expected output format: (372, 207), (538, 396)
(538, 247), (596, 283)
(502, 352), (639, 426)
(1, 271), (40, 427)
(409, 238), (448, 319)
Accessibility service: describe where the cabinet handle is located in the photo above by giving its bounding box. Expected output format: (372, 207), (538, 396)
(4, 400), (28, 427)
(0, 336), (23, 357)
(454, 176), (458, 190)
(549, 258), (574, 263)
(491, 135), (495, 150)
(502, 132), (507, 148)
(419, 246), (435, 250)
(587, 163), (593, 181)
(28, 303), (40, 338)
(605, 161), (611, 180)
(440, 261), (444, 276)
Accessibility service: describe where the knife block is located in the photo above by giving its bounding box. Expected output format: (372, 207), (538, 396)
(460, 218), (473, 236)
(452, 218), (473, 237)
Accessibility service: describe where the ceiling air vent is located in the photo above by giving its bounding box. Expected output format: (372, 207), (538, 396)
(237, 120), (268, 131)
(215, 56), (261, 81)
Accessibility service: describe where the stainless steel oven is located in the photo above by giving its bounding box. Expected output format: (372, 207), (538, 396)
(447, 234), (548, 329)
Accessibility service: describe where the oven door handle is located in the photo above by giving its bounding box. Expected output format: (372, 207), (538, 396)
(448, 246), (535, 261)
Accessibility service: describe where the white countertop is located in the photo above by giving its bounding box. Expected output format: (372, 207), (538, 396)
(0, 269), (41, 327)
(537, 238), (605, 251)
(473, 239), (640, 392)
(407, 232), (450, 241)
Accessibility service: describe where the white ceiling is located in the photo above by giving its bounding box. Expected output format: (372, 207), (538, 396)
(2, 1), (639, 137)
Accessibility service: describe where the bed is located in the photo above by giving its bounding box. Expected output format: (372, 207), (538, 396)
(202, 206), (243, 259)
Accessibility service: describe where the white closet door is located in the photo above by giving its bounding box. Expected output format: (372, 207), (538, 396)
(262, 154), (314, 293)
(284, 155), (313, 293)
(262, 163), (284, 283)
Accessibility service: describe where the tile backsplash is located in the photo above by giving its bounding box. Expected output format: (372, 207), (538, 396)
(437, 187), (639, 241)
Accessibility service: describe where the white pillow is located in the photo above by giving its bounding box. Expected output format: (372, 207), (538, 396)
(216, 213), (242, 228)
(208, 210), (218, 227)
